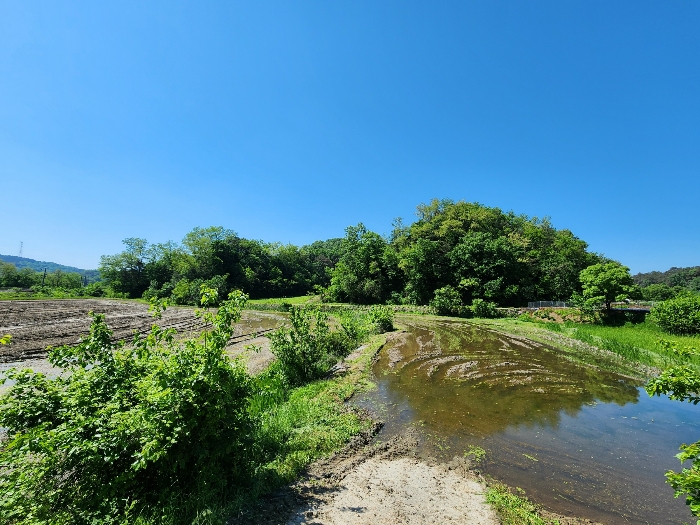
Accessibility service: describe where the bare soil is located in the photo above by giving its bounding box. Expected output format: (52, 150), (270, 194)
(0, 300), (286, 373)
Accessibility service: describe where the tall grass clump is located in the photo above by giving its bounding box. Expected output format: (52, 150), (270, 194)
(566, 321), (699, 371)
(486, 483), (559, 525)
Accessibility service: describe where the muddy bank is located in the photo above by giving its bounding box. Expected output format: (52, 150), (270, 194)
(232, 427), (496, 525)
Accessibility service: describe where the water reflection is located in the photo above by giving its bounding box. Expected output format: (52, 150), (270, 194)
(364, 319), (697, 525)
(376, 321), (640, 435)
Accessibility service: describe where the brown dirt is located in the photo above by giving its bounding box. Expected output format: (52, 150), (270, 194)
(0, 299), (205, 362)
(0, 300), (286, 371)
(232, 420), (600, 525)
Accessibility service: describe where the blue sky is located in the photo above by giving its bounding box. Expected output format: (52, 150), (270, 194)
(1, 1), (698, 273)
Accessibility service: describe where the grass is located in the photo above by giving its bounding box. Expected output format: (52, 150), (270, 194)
(224, 333), (385, 520)
(475, 317), (700, 378)
(486, 483), (560, 525)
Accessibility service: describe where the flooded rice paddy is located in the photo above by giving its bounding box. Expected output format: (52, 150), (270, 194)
(356, 319), (698, 524)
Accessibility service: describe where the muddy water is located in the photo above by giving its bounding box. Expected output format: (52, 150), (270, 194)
(357, 319), (698, 525)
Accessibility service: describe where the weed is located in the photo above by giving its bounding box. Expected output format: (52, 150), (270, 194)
(486, 483), (560, 525)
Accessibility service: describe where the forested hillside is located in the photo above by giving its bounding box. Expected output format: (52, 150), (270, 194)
(632, 266), (700, 301)
(100, 200), (603, 307)
(0, 254), (100, 281)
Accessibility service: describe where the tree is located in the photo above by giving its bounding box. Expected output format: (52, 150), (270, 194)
(99, 238), (151, 298)
(328, 224), (396, 304)
(576, 262), (638, 313)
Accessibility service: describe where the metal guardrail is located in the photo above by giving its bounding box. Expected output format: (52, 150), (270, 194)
(527, 301), (572, 308)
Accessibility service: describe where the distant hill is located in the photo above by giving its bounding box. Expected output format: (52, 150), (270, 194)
(0, 254), (100, 281)
(633, 265), (700, 290)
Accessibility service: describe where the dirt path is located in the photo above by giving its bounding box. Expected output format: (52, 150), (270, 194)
(233, 421), (499, 525)
(290, 456), (498, 525)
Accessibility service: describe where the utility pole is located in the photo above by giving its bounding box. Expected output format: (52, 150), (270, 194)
(42, 268), (46, 286)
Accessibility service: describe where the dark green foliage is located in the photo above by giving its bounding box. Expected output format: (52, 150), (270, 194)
(0, 291), (253, 524)
(430, 285), (465, 316)
(382, 199), (599, 307)
(649, 295), (700, 335)
(634, 266), (700, 291)
(470, 298), (499, 318)
(100, 199), (602, 308)
(100, 229), (342, 302)
(641, 283), (679, 301)
(327, 224), (399, 304)
(0, 262), (39, 288)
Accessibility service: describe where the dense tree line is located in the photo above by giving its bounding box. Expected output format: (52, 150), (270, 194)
(326, 199), (602, 307)
(0, 261), (83, 290)
(99, 227), (343, 303)
(100, 201), (604, 308)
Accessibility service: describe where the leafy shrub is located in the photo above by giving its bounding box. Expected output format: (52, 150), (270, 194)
(470, 298), (499, 319)
(0, 290), (252, 524)
(83, 281), (108, 297)
(647, 366), (700, 518)
(649, 295), (700, 335)
(269, 306), (354, 387)
(430, 285), (465, 316)
(368, 305), (394, 333)
(170, 274), (229, 305)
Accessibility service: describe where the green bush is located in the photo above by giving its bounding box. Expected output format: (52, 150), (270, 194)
(0, 291), (252, 524)
(470, 298), (499, 319)
(649, 295), (700, 335)
(430, 285), (466, 316)
(268, 306), (354, 387)
(368, 305), (394, 333)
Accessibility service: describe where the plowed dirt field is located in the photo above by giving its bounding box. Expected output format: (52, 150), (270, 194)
(0, 300), (285, 363)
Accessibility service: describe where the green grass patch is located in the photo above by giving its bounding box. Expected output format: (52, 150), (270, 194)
(564, 322), (700, 370)
(473, 317), (700, 378)
(486, 483), (560, 525)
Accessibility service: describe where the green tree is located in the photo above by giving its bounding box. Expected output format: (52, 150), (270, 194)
(99, 238), (151, 298)
(641, 283), (677, 301)
(328, 224), (397, 304)
(576, 262), (638, 313)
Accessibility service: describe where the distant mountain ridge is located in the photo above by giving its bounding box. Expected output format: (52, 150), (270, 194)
(0, 254), (100, 280)
(633, 265), (700, 290)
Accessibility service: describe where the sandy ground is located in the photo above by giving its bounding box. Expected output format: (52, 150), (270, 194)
(232, 414), (500, 525)
(288, 456), (498, 525)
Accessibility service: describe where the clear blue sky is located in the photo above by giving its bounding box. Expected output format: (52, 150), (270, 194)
(1, 1), (698, 273)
